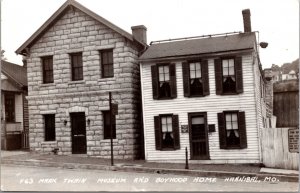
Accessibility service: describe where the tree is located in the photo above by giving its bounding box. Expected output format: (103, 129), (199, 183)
(1, 49), (7, 61)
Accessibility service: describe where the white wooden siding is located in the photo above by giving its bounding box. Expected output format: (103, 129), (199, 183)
(141, 54), (261, 163)
(15, 94), (24, 129)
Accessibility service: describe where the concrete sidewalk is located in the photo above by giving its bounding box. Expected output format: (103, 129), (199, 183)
(1, 151), (298, 182)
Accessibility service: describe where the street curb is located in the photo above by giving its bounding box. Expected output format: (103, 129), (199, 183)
(1, 159), (298, 182)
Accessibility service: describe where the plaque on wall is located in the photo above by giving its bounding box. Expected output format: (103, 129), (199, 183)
(288, 129), (299, 153)
(208, 124), (216, 132)
(181, 125), (188, 133)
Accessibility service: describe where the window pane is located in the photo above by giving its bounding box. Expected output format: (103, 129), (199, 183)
(167, 117), (172, 124)
(159, 73), (164, 81)
(192, 117), (204, 125)
(190, 63), (195, 70)
(229, 59), (234, 67)
(108, 51), (113, 64)
(229, 66), (235, 75)
(158, 66), (164, 74)
(162, 124), (167, 132)
(226, 122), (232, 130)
(190, 70), (195, 79)
(196, 63), (201, 70)
(232, 122), (238, 129)
(232, 114), (237, 121)
(222, 60), (228, 68)
(196, 69), (202, 78)
(225, 114), (231, 122)
(164, 66), (169, 74)
(164, 72), (170, 81)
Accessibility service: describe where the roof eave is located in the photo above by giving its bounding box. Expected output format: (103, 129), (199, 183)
(138, 48), (254, 63)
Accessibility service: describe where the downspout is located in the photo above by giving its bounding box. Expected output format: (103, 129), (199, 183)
(139, 62), (147, 160)
(252, 46), (263, 164)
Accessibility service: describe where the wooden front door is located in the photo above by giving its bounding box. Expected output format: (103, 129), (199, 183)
(189, 113), (209, 160)
(70, 112), (87, 154)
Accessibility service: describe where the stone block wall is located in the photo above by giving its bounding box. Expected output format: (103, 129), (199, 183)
(26, 6), (143, 159)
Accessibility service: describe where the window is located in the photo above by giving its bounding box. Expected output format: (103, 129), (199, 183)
(151, 64), (177, 99)
(154, 114), (180, 150)
(103, 111), (116, 139)
(4, 92), (15, 122)
(44, 114), (55, 141)
(222, 59), (236, 93)
(42, 56), (54, 83)
(70, 53), (83, 81)
(182, 60), (209, 97)
(218, 111), (247, 149)
(101, 50), (114, 78)
(214, 57), (243, 95)
(158, 65), (171, 98)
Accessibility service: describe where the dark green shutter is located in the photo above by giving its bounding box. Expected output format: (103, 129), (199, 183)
(238, 111), (247, 148)
(218, 112), (227, 149)
(201, 60), (210, 96)
(154, 116), (162, 150)
(169, 63), (177, 98)
(214, 59), (223, 95)
(151, 65), (159, 99)
(235, 57), (243, 93)
(182, 62), (190, 97)
(172, 115), (180, 150)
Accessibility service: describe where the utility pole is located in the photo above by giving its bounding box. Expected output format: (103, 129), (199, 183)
(109, 92), (114, 166)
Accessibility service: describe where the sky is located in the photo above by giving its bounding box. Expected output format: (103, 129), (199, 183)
(1, 0), (299, 69)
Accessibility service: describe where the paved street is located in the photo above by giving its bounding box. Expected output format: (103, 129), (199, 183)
(1, 165), (298, 192)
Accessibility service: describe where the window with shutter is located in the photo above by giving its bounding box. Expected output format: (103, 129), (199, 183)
(218, 111), (247, 149)
(44, 114), (55, 141)
(182, 60), (209, 97)
(215, 57), (243, 95)
(153, 114), (180, 150)
(152, 63), (177, 99)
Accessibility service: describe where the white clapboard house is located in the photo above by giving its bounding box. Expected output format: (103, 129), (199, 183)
(139, 9), (269, 163)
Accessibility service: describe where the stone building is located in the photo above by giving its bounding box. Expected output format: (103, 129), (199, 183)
(16, 0), (147, 159)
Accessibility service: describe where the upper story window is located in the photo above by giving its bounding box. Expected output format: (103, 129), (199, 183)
(70, 53), (83, 81)
(44, 114), (55, 141)
(101, 49), (114, 78)
(222, 59), (237, 93)
(151, 63), (177, 99)
(182, 60), (209, 97)
(42, 56), (53, 84)
(217, 111), (247, 149)
(214, 57), (243, 95)
(158, 65), (171, 98)
(4, 92), (15, 122)
(154, 114), (180, 150)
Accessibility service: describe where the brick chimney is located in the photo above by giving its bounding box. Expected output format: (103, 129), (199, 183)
(131, 25), (147, 44)
(242, 9), (252, 32)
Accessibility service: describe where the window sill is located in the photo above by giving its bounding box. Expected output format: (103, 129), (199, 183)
(68, 80), (85, 85)
(41, 141), (57, 145)
(220, 92), (240, 96)
(40, 83), (55, 87)
(156, 97), (176, 100)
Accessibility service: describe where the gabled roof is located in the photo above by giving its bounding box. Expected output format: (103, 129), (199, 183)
(16, 0), (145, 55)
(139, 32), (256, 61)
(1, 60), (27, 87)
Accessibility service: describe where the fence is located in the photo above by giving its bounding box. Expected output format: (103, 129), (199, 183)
(262, 128), (299, 170)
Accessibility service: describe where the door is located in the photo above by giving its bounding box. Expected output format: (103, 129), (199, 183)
(189, 113), (209, 160)
(70, 112), (87, 154)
